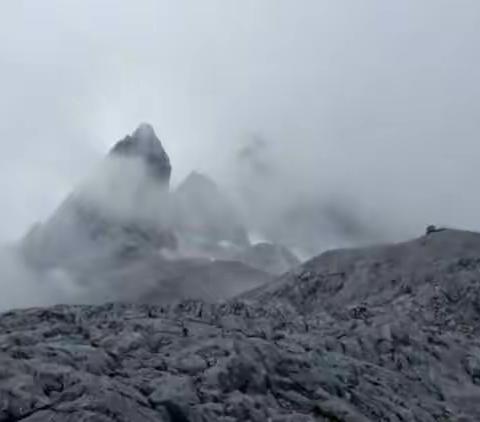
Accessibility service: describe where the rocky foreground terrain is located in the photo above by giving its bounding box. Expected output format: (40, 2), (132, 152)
(1, 228), (480, 421)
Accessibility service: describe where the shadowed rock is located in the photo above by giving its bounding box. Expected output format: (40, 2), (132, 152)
(110, 123), (172, 185)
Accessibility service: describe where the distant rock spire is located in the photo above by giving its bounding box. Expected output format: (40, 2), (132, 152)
(173, 171), (250, 249)
(109, 123), (172, 186)
(21, 123), (178, 270)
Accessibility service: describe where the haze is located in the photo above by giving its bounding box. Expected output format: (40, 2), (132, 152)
(1, 0), (479, 245)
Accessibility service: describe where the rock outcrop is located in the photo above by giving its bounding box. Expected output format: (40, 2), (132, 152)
(109, 123), (172, 185)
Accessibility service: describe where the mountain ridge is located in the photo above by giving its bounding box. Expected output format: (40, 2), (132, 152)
(19, 124), (299, 306)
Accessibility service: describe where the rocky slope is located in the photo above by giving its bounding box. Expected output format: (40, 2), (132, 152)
(1, 228), (480, 421)
(234, 243), (301, 276)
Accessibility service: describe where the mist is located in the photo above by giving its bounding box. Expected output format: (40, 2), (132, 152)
(0, 1), (480, 309)
(0, 246), (86, 310)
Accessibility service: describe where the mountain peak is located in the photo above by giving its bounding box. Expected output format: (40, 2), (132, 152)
(132, 122), (156, 140)
(109, 123), (172, 184)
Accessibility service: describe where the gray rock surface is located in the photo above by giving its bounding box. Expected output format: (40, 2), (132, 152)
(2, 228), (480, 420)
(109, 123), (172, 185)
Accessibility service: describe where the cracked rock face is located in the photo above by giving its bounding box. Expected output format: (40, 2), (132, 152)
(2, 229), (480, 421)
(109, 123), (172, 185)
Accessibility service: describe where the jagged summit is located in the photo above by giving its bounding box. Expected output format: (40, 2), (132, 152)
(21, 124), (177, 270)
(132, 122), (157, 140)
(110, 123), (171, 184)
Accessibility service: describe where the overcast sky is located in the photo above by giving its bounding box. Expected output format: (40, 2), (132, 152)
(0, 1), (479, 243)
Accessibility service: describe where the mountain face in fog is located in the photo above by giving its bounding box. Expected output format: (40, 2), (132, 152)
(232, 137), (389, 257)
(172, 171), (249, 258)
(19, 124), (299, 304)
(21, 124), (177, 272)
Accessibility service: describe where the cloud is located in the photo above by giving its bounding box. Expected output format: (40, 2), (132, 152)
(0, 1), (478, 271)
(0, 245), (85, 311)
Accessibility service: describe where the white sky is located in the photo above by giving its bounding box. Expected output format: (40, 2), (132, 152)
(0, 0), (479, 242)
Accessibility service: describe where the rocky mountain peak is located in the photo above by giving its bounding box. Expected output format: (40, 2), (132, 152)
(132, 122), (157, 140)
(109, 123), (172, 185)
